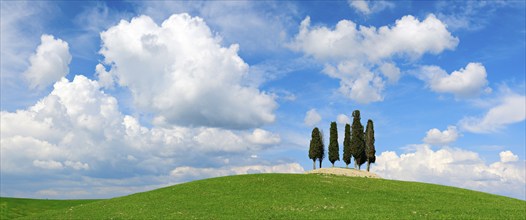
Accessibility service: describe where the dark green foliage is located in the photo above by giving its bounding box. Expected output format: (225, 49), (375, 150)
(365, 119), (376, 172)
(342, 123), (352, 167)
(350, 110), (366, 170)
(308, 127), (321, 170)
(317, 129), (325, 168)
(328, 122), (339, 167)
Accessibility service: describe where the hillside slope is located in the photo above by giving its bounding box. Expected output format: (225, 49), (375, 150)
(0, 197), (99, 219)
(16, 173), (526, 219)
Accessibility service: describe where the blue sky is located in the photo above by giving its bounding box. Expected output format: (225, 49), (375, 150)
(1, 1), (525, 200)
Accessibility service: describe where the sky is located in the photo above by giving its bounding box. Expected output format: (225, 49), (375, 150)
(1, 1), (525, 200)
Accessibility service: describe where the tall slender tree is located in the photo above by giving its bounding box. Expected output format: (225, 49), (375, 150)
(365, 119), (376, 172)
(342, 123), (352, 168)
(328, 122), (339, 167)
(350, 110), (366, 170)
(317, 129), (325, 168)
(308, 127), (321, 170)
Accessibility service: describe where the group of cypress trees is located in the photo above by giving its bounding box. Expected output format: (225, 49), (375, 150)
(308, 110), (376, 171)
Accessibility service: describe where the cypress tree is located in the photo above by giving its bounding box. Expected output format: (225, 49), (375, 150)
(365, 119), (376, 172)
(308, 127), (321, 170)
(328, 122), (339, 167)
(350, 110), (366, 170)
(317, 129), (325, 168)
(342, 123), (352, 168)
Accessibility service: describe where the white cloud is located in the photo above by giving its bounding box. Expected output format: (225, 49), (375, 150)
(418, 63), (490, 98)
(348, 0), (395, 15)
(95, 63), (114, 89)
(1, 1), (49, 83)
(246, 129), (281, 145)
(290, 14), (458, 104)
(1, 72), (289, 198)
(33, 160), (63, 170)
(99, 14), (276, 129)
(304, 109), (322, 126)
(170, 163), (304, 182)
(379, 62), (401, 83)
(423, 126), (459, 146)
(500, 151), (519, 163)
(459, 92), (526, 133)
(372, 145), (526, 200)
(137, 1), (298, 54)
(64, 160), (90, 170)
(23, 35), (71, 90)
(336, 114), (350, 125)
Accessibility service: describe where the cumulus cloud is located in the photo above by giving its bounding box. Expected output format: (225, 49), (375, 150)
(500, 151), (519, 163)
(1, 2), (53, 108)
(99, 14), (276, 129)
(170, 163), (304, 182)
(348, 0), (395, 15)
(418, 63), (490, 98)
(137, 1), (298, 54)
(336, 114), (351, 125)
(1, 75), (123, 175)
(1, 73), (288, 198)
(1, 76), (265, 168)
(290, 14), (458, 103)
(246, 129), (281, 145)
(304, 109), (322, 126)
(459, 92), (526, 133)
(372, 145), (526, 200)
(23, 35), (71, 90)
(423, 126), (459, 146)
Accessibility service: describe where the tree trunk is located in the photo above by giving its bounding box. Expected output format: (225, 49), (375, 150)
(358, 164), (361, 170)
(346, 164), (348, 168)
(313, 160), (316, 170)
(354, 160), (357, 169)
(366, 161), (370, 172)
(319, 160), (322, 168)
(332, 163), (334, 167)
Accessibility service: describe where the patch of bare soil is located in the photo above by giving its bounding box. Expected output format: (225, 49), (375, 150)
(305, 167), (381, 178)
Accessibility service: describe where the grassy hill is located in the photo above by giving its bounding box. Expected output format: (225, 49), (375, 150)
(3, 173), (525, 219)
(0, 197), (99, 219)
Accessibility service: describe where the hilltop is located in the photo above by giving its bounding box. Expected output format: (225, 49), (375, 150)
(3, 173), (525, 219)
(306, 167), (381, 178)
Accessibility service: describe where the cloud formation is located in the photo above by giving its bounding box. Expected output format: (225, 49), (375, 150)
(423, 126), (459, 146)
(459, 92), (526, 133)
(23, 34), (71, 90)
(290, 14), (458, 103)
(137, 1), (298, 55)
(348, 0), (395, 15)
(99, 14), (276, 129)
(373, 145), (525, 200)
(418, 63), (490, 99)
(304, 109), (322, 126)
(336, 114), (350, 125)
(0, 74), (283, 197)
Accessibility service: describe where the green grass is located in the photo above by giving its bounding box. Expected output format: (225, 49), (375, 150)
(4, 173), (526, 219)
(0, 197), (99, 219)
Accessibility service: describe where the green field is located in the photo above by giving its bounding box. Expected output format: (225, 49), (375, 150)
(0, 197), (99, 219)
(2, 173), (525, 219)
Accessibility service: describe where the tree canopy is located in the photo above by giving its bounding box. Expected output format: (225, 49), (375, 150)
(342, 123), (352, 168)
(328, 122), (339, 167)
(365, 119), (376, 172)
(351, 110), (366, 170)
